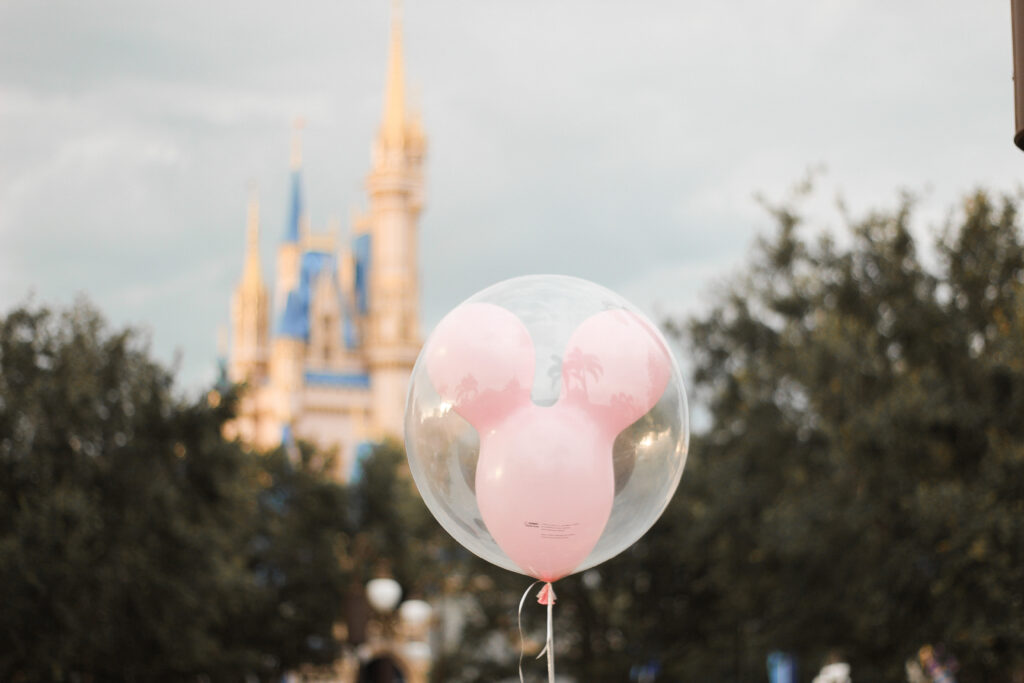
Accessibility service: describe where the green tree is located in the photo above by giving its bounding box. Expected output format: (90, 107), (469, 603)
(232, 443), (353, 678)
(349, 439), (449, 595)
(616, 187), (1024, 682)
(0, 300), (354, 681)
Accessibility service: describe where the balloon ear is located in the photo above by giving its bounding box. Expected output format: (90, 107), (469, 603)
(559, 309), (671, 435)
(425, 303), (535, 429)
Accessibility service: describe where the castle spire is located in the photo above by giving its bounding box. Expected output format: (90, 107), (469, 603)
(230, 184), (270, 388)
(290, 116), (304, 170)
(380, 0), (407, 148)
(242, 186), (262, 286)
(284, 118), (304, 243)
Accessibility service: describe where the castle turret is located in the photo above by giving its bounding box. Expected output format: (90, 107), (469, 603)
(364, 0), (426, 438)
(229, 188), (270, 384)
(276, 119), (305, 318)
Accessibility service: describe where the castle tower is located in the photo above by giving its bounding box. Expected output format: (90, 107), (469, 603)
(229, 189), (270, 384)
(276, 120), (305, 315)
(224, 6), (426, 464)
(364, 0), (426, 438)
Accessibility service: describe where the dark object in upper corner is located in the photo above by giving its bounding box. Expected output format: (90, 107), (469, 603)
(1012, 0), (1024, 149)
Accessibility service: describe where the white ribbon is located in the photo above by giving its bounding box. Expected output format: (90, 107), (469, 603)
(517, 581), (556, 683)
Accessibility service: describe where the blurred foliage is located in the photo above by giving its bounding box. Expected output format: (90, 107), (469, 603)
(604, 186), (1022, 682)
(349, 439), (451, 596)
(0, 301), (353, 681)
(232, 443), (352, 676)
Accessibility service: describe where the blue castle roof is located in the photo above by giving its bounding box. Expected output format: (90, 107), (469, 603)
(303, 371), (370, 388)
(283, 170), (302, 243)
(277, 251), (345, 341)
(276, 248), (361, 352)
(274, 143), (369, 361)
(352, 233), (371, 315)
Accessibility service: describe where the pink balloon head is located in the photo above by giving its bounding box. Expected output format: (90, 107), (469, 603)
(425, 303), (671, 581)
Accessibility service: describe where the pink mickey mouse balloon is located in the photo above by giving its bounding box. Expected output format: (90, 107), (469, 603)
(404, 275), (689, 581)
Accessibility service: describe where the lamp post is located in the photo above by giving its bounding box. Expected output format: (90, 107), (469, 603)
(357, 579), (433, 683)
(360, 578), (404, 683)
(398, 599), (432, 683)
(1013, 0), (1024, 149)
(366, 578), (403, 616)
(398, 599), (432, 641)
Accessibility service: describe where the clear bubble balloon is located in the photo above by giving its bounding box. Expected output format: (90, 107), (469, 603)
(404, 275), (689, 581)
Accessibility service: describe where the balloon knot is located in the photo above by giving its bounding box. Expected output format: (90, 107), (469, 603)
(537, 582), (556, 605)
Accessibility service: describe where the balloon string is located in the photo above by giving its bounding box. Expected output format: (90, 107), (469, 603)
(544, 582), (555, 683)
(517, 581), (557, 683)
(518, 580), (541, 683)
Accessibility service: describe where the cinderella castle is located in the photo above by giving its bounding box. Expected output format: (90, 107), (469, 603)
(224, 8), (425, 481)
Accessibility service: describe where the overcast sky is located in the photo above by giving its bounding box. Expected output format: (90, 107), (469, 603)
(0, 1), (1020, 391)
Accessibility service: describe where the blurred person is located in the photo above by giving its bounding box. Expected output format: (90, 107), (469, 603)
(918, 645), (957, 683)
(906, 659), (928, 683)
(812, 652), (851, 683)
